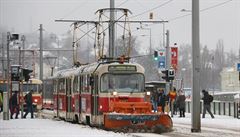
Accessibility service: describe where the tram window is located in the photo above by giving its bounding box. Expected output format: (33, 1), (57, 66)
(100, 73), (144, 93)
(23, 84), (38, 93)
(80, 76), (83, 93)
(73, 76), (79, 93)
(0, 83), (7, 92)
(82, 75), (90, 93)
(59, 79), (65, 93)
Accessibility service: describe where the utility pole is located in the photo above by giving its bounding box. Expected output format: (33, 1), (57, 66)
(191, 0), (201, 132)
(1, 33), (5, 77)
(162, 23), (165, 49)
(166, 30), (173, 117)
(149, 29), (152, 55)
(166, 30), (170, 70)
(3, 32), (11, 120)
(39, 24), (43, 81)
(109, 0), (115, 58)
(18, 47), (21, 66)
(18, 46), (24, 118)
(21, 35), (25, 68)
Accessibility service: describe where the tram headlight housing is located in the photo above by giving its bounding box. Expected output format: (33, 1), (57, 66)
(34, 99), (38, 103)
(113, 91), (118, 96)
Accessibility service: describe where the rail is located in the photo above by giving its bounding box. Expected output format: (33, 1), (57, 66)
(185, 101), (240, 118)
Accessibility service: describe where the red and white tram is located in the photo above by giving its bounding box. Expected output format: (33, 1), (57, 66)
(47, 60), (172, 131)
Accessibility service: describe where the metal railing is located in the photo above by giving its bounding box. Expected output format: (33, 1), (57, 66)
(185, 101), (240, 118)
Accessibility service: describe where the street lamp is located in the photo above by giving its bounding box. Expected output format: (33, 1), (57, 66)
(181, 68), (186, 89)
(211, 55), (215, 94)
(50, 35), (60, 71)
(180, 9), (192, 12)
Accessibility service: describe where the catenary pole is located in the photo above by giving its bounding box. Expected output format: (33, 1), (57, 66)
(109, 0), (115, 58)
(191, 0), (201, 132)
(39, 24), (43, 81)
(1, 33), (5, 77)
(3, 32), (10, 120)
(165, 30), (170, 103)
(166, 30), (173, 117)
(21, 35), (25, 68)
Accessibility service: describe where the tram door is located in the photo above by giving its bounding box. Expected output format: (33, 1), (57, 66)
(55, 79), (59, 118)
(90, 75), (99, 124)
(66, 78), (72, 120)
(91, 75), (99, 115)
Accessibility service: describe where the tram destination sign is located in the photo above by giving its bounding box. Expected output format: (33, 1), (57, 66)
(108, 65), (136, 72)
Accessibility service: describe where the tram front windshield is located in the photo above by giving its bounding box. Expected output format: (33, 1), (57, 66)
(23, 84), (39, 93)
(101, 73), (144, 93)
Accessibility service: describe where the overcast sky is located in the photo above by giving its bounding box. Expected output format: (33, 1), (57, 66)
(0, 0), (239, 53)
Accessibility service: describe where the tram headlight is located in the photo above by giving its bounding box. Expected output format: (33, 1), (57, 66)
(146, 91), (151, 96)
(113, 91), (118, 96)
(34, 99), (38, 103)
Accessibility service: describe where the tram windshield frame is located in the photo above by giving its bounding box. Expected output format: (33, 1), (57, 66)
(100, 73), (144, 93)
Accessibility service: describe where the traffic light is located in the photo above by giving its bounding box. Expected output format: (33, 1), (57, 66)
(149, 12), (153, 19)
(168, 69), (175, 80)
(22, 68), (33, 82)
(161, 69), (169, 82)
(11, 34), (19, 41)
(154, 50), (158, 61)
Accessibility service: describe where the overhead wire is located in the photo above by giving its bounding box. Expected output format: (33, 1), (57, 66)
(168, 0), (233, 21)
(117, 0), (129, 7)
(130, 0), (174, 19)
(59, 0), (89, 20)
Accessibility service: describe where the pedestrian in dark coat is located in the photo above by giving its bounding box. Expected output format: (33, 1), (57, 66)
(23, 90), (34, 118)
(152, 90), (159, 112)
(202, 90), (214, 118)
(9, 91), (19, 119)
(158, 89), (166, 113)
(177, 90), (186, 117)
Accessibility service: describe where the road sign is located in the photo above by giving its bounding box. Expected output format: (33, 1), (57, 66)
(237, 63), (240, 71)
(158, 59), (165, 69)
(171, 47), (178, 70)
(158, 49), (165, 69)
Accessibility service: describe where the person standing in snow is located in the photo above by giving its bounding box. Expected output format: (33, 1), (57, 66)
(9, 91), (19, 119)
(23, 90), (34, 118)
(202, 89), (214, 119)
(176, 90), (186, 117)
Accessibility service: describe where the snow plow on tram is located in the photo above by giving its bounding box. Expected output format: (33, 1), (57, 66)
(44, 58), (172, 133)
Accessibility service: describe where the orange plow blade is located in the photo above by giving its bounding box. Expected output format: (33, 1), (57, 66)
(104, 102), (173, 133)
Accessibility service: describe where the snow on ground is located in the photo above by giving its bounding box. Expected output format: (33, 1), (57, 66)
(132, 113), (240, 137)
(0, 112), (130, 137)
(0, 112), (240, 137)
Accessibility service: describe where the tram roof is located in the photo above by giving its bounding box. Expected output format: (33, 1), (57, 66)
(52, 62), (143, 78)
